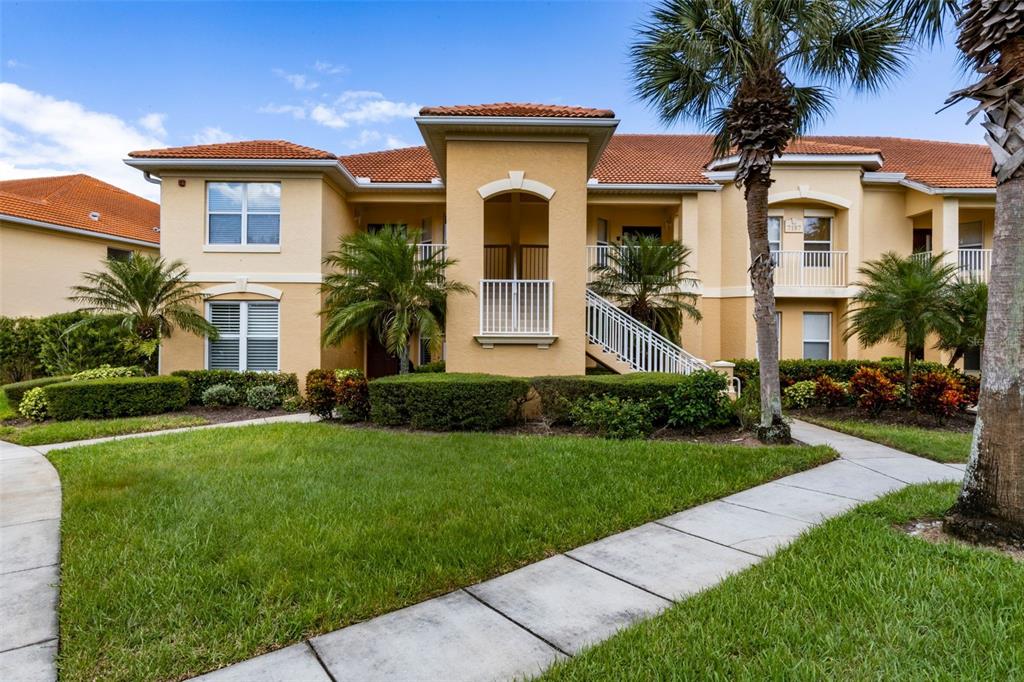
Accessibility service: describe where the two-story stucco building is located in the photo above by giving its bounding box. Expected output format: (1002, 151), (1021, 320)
(124, 103), (995, 383)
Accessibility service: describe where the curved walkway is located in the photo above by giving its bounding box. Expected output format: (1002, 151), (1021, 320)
(0, 418), (966, 682)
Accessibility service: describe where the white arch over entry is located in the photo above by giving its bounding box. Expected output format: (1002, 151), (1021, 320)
(201, 280), (282, 300)
(768, 185), (851, 209)
(477, 171), (556, 201)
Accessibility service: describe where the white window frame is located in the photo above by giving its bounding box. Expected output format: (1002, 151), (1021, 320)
(205, 182), (281, 252)
(205, 301), (281, 372)
(802, 312), (832, 360)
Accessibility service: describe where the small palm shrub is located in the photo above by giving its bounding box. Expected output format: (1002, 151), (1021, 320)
(782, 380), (816, 409)
(850, 367), (901, 415)
(570, 395), (655, 440)
(246, 385), (281, 411)
(202, 383), (241, 408)
(813, 375), (850, 409)
(664, 370), (734, 432)
(19, 387), (49, 422)
(335, 369), (369, 422)
(912, 371), (966, 424)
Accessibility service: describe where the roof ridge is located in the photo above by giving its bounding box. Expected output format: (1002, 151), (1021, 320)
(338, 145), (428, 159)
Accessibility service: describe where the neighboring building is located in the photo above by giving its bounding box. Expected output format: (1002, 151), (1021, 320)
(125, 103), (995, 382)
(0, 174), (160, 317)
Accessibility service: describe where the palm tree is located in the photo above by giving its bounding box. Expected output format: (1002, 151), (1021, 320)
(320, 226), (471, 374)
(844, 252), (958, 404)
(631, 0), (909, 442)
(69, 255), (216, 360)
(589, 235), (702, 340)
(937, 279), (988, 368)
(887, 0), (1024, 541)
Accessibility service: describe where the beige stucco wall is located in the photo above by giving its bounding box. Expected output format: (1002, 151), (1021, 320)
(0, 221), (158, 317)
(444, 139), (589, 376)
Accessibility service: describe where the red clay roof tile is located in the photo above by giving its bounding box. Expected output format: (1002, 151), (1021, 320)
(128, 140), (336, 160)
(418, 102), (616, 118)
(0, 174), (160, 244)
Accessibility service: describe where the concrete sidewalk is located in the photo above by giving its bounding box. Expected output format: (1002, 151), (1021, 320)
(188, 419), (965, 682)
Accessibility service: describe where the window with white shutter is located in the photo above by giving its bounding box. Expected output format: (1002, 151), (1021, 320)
(207, 301), (279, 371)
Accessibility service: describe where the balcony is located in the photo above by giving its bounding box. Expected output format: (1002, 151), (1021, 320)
(772, 251), (848, 290)
(477, 279), (555, 348)
(911, 249), (992, 283)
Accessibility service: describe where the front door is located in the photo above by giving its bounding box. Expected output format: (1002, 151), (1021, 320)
(366, 332), (401, 378)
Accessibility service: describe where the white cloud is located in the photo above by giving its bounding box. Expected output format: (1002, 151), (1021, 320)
(5, 59), (26, 70)
(273, 68), (318, 91)
(343, 129), (383, 149)
(337, 90), (384, 103)
(259, 103), (306, 119)
(137, 112), (167, 137)
(0, 82), (162, 199)
(313, 61), (347, 75)
(191, 126), (236, 145)
(385, 135), (410, 149)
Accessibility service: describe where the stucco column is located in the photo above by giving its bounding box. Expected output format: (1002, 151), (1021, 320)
(940, 197), (960, 266)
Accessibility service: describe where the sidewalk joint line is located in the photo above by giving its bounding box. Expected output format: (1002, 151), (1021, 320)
(562, 552), (675, 604)
(305, 640), (339, 682)
(842, 458), (915, 485)
(461, 587), (573, 658)
(0, 516), (60, 529)
(718, 499), (821, 525)
(772, 480), (872, 503)
(650, 520), (764, 559)
(0, 562), (58, 577)
(0, 637), (57, 655)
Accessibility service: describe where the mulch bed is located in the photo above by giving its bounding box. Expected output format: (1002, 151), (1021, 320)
(795, 406), (976, 432)
(899, 518), (1023, 561)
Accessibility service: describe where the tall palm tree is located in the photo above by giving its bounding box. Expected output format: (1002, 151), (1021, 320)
(589, 235), (702, 340)
(631, 0), (909, 442)
(937, 279), (988, 368)
(844, 252), (958, 403)
(888, 0), (1024, 540)
(320, 226), (471, 374)
(69, 255), (216, 359)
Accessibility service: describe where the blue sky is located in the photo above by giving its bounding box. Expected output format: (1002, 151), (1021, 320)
(1, 1), (983, 200)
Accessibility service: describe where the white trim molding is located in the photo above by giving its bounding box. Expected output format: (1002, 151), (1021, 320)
(707, 153), (883, 170)
(188, 272), (323, 284)
(203, 244), (281, 253)
(768, 185), (852, 209)
(478, 171), (556, 200)
(201, 280), (283, 299)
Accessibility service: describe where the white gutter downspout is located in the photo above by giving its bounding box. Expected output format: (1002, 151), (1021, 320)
(143, 171), (161, 185)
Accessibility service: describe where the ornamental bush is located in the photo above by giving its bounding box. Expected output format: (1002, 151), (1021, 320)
(282, 394), (306, 412)
(171, 370), (298, 405)
(305, 369), (340, 419)
(849, 367), (901, 415)
(2, 375), (73, 407)
(570, 395), (655, 440)
(246, 385), (281, 411)
(731, 358), (956, 390)
(664, 370), (734, 432)
(531, 373), (686, 425)
(813, 375), (850, 409)
(782, 380), (817, 409)
(19, 387), (49, 422)
(70, 365), (144, 382)
(413, 361), (446, 373)
(912, 371), (967, 423)
(335, 369), (369, 422)
(202, 383), (242, 408)
(961, 373), (980, 406)
(43, 376), (188, 420)
(369, 373), (530, 431)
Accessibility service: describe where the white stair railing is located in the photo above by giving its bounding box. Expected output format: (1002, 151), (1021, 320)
(585, 289), (711, 375)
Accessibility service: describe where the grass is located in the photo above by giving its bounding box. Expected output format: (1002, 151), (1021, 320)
(50, 423), (833, 682)
(0, 390), (16, 420)
(803, 416), (971, 463)
(544, 483), (1023, 681)
(0, 414), (208, 446)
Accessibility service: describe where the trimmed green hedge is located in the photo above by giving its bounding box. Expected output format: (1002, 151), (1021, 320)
(531, 373), (688, 425)
(171, 370), (298, 405)
(2, 375), (73, 407)
(369, 373), (530, 431)
(44, 376), (189, 421)
(731, 358), (955, 389)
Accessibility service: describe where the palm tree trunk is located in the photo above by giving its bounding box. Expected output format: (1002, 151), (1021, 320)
(745, 176), (788, 443)
(398, 348), (410, 375)
(946, 173), (1024, 543)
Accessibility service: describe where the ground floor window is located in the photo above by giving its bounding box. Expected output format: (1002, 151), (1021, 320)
(964, 346), (982, 372)
(803, 312), (831, 360)
(207, 301), (280, 371)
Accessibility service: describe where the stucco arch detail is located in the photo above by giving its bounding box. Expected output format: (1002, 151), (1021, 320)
(201, 280), (282, 300)
(768, 185), (851, 209)
(477, 171), (556, 201)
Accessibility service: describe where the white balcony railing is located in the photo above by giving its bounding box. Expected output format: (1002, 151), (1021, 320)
(585, 244), (689, 284)
(772, 250), (848, 288)
(958, 248), (992, 283)
(479, 279), (553, 336)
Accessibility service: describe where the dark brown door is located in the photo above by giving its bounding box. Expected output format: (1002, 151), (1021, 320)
(366, 333), (401, 378)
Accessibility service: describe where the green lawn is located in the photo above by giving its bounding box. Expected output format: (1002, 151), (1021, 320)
(0, 390), (16, 421)
(544, 483), (1023, 681)
(50, 423), (833, 682)
(803, 416), (971, 463)
(0, 414), (208, 446)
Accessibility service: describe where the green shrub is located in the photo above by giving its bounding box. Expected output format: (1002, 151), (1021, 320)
(202, 383), (242, 408)
(305, 369), (340, 419)
(0, 317), (44, 382)
(282, 394), (305, 413)
(36, 313), (148, 376)
(413, 361), (446, 373)
(961, 373), (980, 405)
(335, 369), (369, 422)
(70, 365), (144, 382)
(813, 375), (851, 409)
(782, 380), (817, 409)
(2, 375), (73, 407)
(369, 373), (530, 431)
(19, 387), (49, 422)
(171, 370), (298, 405)
(531, 373), (686, 425)
(43, 376), (188, 420)
(732, 378), (761, 431)
(664, 370), (735, 432)
(731, 358), (957, 390)
(246, 385), (281, 411)
(570, 395), (655, 440)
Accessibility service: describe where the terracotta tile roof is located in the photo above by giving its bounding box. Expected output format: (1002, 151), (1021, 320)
(128, 139), (336, 160)
(594, 135), (717, 184)
(418, 102), (616, 118)
(783, 139), (881, 155)
(339, 146), (439, 183)
(803, 136), (994, 188)
(0, 174), (160, 244)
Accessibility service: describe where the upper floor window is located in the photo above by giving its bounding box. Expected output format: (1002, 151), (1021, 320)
(107, 247), (133, 262)
(803, 216), (832, 252)
(207, 182), (281, 246)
